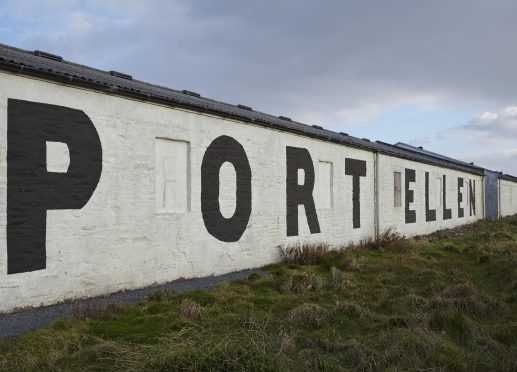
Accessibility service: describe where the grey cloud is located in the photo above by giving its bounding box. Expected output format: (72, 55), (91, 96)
(5, 0), (517, 126)
(408, 136), (432, 146)
(419, 106), (517, 175)
(460, 149), (517, 175)
(443, 107), (517, 145)
(463, 108), (517, 137)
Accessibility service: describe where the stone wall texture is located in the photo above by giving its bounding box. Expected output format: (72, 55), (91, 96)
(0, 71), (515, 313)
(500, 179), (517, 217)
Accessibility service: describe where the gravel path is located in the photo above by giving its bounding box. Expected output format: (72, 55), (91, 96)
(0, 268), (267, 338)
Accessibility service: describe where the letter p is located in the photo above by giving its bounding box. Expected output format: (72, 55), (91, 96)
(7, 99), (102, 274)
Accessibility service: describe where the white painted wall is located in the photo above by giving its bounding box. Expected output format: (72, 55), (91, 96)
(0, 72), (375, 312)
(377, 152), (484, 237)
(500, 179), (517, 217)
(0, 71), (513, 313)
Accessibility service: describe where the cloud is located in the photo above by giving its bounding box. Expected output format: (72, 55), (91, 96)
(466, 107), (517, 136)
(444, 106), (517, 145)
(1, 0), (517, 174)
(461, 149), (517, 175)
(408, 136), (432, 146)
(3, 0), (517, 127)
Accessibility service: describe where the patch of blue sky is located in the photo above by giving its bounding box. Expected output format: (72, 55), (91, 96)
(331, 103), (480, 145)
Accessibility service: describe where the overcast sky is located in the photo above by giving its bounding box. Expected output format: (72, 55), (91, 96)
(1, 0), (517, 174)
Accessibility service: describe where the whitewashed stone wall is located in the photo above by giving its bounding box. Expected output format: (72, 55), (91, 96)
(500, 179), (517, 217)
(0, 71), (512, 313)
(0, 72), (376, 312)
(377, 152), (483, 236)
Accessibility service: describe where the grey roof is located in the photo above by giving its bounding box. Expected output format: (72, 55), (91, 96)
(394, 142), (485, 172)
(499, 173), (517, 182)
(395, 143), (517, 183)
(0, 43), (493, 177)
(374, 141), (484, 175)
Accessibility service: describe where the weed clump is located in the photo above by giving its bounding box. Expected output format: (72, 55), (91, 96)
(427, 283), (499, 316)
(72, 299), (105, 320)
(146, 288), (176, 302)
(329, 266), (355, 290)
(281, 271), (323, 294)
(334, 301), (374, 320)
(179, 299), (203, 320)
(442, 242), (461, 253)
(279, 242), (329, 265)
(277, 330), (296, 354)
(405, 293), (428, 308)
(289, 303), (327, 327)
(342, 256), (361, 271)
(123, 324), (280, 371)
(429, 310), (479, 343)
(356, 228), (406, 250)
(369, 326), (463, 370)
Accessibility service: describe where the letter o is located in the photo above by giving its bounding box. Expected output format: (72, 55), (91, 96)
(201, 135), (252, 242)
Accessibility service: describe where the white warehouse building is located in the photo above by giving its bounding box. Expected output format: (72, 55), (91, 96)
(0, 43), (516, 313)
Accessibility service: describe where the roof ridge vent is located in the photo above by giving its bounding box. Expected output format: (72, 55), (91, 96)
(339, 132), (349, 136)
(182, 90), (201, 98)
(312, 125), (323, 130)
(362, 138), (370, 142)
(278, 115), (292, 121)
(237, 104), (252, 111)
(109, 70), (133, 80)
(33, 50), (63, 62)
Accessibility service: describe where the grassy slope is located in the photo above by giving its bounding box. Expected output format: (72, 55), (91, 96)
(1, 217), (516, 371)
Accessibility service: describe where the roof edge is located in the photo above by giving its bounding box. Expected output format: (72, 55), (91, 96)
(0, 44), (494, 178)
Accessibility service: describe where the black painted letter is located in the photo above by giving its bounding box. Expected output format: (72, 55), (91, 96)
(425, 172), (436, 222)
(7, 99), (102, 274)
(286, 146), (320, 236)
(442, 175), (452, 220)
(405, 168), (416, 223)
(345, 158), (367, 229)
(469, 180), (476, 216)
(458, 178), (464, 218)
(201, 136), (252, 242)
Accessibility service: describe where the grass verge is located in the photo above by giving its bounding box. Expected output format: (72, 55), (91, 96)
(1, 216), (516, 371)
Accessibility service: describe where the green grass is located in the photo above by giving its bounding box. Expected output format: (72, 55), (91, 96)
(1, 217), (517, 371)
